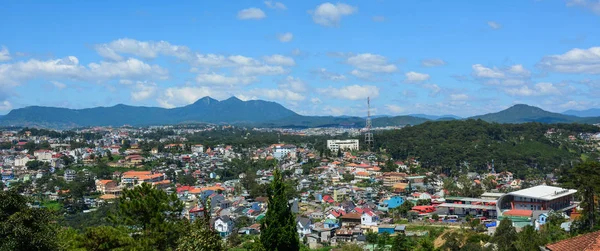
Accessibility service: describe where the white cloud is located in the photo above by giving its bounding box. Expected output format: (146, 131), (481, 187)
(405, 71), (430, 83)
(472, 64), (505, 78)
(234, 65), (287, 76)
(311, 97), (322, 104)
(277, 32), (294, 42)
(310, 2), (357, 27)
(450, 93), (469, 101)
(385, 104), (405, 113)
(372, 16), (385, 22)
(0, 56), (168, 87)
(350, 69), (372, 80)
(566, 0), (600, 15)
(317, 85), (379, 100)
(278, 76), (308, 92)
(238, 8), (266, 20)
(488, 21), (502, 30)
(51, 81), (66, 89)
(228, 55), (259, 66)
(264, 1), (287, 10)
(313, 68), (347, 81)
(0, 46), (11, 61)
(262, 54), (296, 66)
(195, 73), (256, 86)
(507, 64), (531, 77)
(0, 100), (12, 111)
(538, 47), (600, 74)
(248, 89), (305, 101)
(346, 53), (397, 73)
(504, 82), (561, 96)
(158, 86), (226, 108)
(131, 82), (157, 101)
(421, 58), (446, 67)
(423, 84), (441, 97)
(94, 38), (192, 61)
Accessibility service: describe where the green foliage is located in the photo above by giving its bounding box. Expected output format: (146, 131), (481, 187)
(515, 225), (544, 251)
(112, 183), (186, 250)
(79, 226), (139, 251)
(260, 168), (300, 251)
(176, 219), (224, 251)
(560, 161), (600, 234)
(376, 120), (596, 176)
(0, 190), (59, 251)
(391, 233), (415, 251)
(491, 218), (517, 251)
(177, 173), (196, 186)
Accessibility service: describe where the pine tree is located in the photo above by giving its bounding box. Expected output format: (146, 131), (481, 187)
(492, 218), (517, 251)
(260, 168), (300, 251)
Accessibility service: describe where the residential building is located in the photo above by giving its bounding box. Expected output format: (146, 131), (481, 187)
(382, 172), (407, 187)
(95, 180), (121, 195)
(64, 169), (76, 182)
(326, 139), (359, 152)
(120, 170), (165, 188)
(34, 150), (53, 162)
(214, 216), (234, 237)
(361, 211), (379, 226)
(191, 144), (204, 153)
(273, 145), (296, 160)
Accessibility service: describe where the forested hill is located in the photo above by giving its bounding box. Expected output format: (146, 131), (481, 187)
(376, 120), (600, 178)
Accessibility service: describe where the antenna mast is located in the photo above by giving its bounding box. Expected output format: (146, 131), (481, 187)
(364, 97), (374, 151)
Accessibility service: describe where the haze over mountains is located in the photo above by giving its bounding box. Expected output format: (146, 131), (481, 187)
(1, 97), (600, 129)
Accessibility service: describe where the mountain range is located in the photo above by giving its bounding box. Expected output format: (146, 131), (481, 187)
(1, 97), (600, 129)
(562, 108), (600, 117)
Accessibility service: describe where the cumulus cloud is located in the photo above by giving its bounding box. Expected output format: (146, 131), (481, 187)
(94, 38), (192, 61)
(0, 100), (12, 111)
(450, 93), (469, 101)
(487, 21), (502, 30)
(566, 0), (600, 15)
(350, 69), (372, 80)
(313, 68), (347, 81)
(247, 88), (305, 101)
(131, 81), (157, 101)
(310, 2), (357, 27)
(504, 82), (562, 96)
(277, 32), (293, 42)
(423, 84), (441, 97)
(346, 53), (397, 73)
(195, 73), (256, 86)
(0, 46), (11, 61)
(538, 47), (600, 74)
(385, 104), (405, 113)
(234, 65), (287, 76)
(471, 63), (531, 86)
(0, 56), (168, 87)
(238, 8), (266, 20)
(278, 76), (308, 92)
(404, 71), (430, 83)
(421, 58), (446, 67)
(262, 54), (296, 66)
(317, 84), (379, 100)
(264, 1), (287, 10)
(157, 86), (226, 108)
(311, 97), (322, 104)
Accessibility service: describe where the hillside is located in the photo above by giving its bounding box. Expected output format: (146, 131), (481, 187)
(563, 108), (600, 117)
(469, 104), (582, 123)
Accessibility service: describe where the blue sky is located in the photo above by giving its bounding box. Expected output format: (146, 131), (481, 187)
(1, 0), (600, 117)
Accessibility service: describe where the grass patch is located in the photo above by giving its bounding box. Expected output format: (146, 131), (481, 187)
(41, 201), (62, 211)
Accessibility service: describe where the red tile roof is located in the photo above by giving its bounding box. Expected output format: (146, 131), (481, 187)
(546, 230), (600, 251)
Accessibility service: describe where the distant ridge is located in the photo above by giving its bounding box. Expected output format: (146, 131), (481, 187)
(563, 108), (600, 117)
(469, 104), (595, 124)
(1, 99), (600, 129)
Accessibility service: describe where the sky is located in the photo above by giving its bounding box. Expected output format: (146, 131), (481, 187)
(1, 0), (600, 117)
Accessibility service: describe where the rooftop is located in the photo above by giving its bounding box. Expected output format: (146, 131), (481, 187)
(508, 185), (577, 201)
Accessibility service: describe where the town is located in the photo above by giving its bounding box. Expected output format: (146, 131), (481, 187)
(2, 122), (600, 251)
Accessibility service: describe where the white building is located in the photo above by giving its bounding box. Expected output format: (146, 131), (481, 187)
(34, 150), (53, 162)
(361, 211), (379, 226)
(14, 156), (33, 167)
(327, 139), (360, 152)
(273, 145), (297, 160)
(191, 144), (204, 153)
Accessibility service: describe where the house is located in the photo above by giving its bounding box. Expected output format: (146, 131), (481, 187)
(64, 169), (76, 182)
(378, 224), (396, 234)
(340, 213), (362, 227)
(95, 180), (120, 195)
(191, 144), (204, 153)
(296, 217), (312, 238)
(361, 211), (379, 226)
(34, 150), (53, 162)
(214, 216), (234, 237)
(544, 229), (600, 251)
(14, 156), (32, 167)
